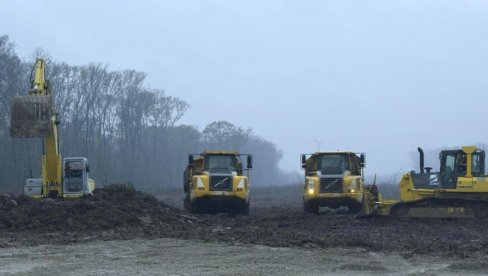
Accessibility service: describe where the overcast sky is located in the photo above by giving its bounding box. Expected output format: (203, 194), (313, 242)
(2, 1), (488, 176)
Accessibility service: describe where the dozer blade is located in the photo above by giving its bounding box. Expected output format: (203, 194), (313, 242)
(10, 95), (53, 138)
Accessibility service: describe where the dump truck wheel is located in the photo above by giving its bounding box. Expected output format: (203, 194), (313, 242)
(231, 202), (249, 215)
(303, 201), (319, 215)
(240, 202), (250, 215)
(348, 204), (362, 214)
(184, 194), (197, 213)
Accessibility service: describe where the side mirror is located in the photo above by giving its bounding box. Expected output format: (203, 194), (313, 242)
(301, 155), (307, 169)
(86, 164), (90, 173)
(360, 154), (365, 168)
(247, 155), (253, 169)
(188, 154), (194, 165)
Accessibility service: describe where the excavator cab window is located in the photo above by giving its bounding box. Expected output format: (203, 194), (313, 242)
(64, 161), (85, 193)
(318, 154), (349, 175)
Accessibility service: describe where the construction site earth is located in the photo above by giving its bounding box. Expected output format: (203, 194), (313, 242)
(1, 185), (488, 275)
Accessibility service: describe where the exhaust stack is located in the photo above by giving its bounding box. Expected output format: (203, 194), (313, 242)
(417, 147), (425, 174)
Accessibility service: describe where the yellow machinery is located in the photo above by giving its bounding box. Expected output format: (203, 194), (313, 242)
(183, 150), (252, 214)
(301, 151), (366, 214)
(362, 146), (488, 218)
(10, 58), (95, 198)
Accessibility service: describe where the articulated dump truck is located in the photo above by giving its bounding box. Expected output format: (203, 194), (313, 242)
(183, 150), (253, 214)
(301, 151), (366, 214)
(362, 146), (488, 218)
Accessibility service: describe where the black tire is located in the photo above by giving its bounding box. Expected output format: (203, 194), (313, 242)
(303, 201), (319, 215)
(184, 194), (197, 214)
(231, 202), (250, 215)
(240, 202), (250, 215)
(348, 204), (362, 214)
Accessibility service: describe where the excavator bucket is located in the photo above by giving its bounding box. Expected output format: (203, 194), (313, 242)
(10, 95), (53, 138)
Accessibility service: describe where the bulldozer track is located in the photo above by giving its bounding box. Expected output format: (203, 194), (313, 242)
(390, 197), (488, 218)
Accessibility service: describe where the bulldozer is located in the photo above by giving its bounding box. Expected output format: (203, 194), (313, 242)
(301, 151), (366, 214)
(10, 58), (95, 198)
(361, 146), (488, 218)
(183, 150), (252, 214)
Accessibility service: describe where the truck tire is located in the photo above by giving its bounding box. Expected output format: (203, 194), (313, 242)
(240, 202), (250, 215)
(184, 194), (197, 213)
(303, 201), (319, 215)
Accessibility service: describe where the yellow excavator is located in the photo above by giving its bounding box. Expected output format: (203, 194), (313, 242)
(362, 146), (488, 218)
(10, 58), (95, 198)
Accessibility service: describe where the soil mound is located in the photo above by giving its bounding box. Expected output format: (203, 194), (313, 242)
(2, 185), (488, 257)
(0, 184), (182, 232)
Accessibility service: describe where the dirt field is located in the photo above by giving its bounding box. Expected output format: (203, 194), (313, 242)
(1, 185), (488, 275)
(1, 238), (484, 275)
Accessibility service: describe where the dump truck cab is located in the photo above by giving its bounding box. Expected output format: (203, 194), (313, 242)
(184, 150), (252, 214)
(302, 151), (366, 214)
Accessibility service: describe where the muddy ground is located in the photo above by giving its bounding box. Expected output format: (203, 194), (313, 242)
(1, 184), (488, 274)
(2, 238), (484, 275)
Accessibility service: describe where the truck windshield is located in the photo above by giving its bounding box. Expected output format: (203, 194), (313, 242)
(318, 154), (349, 175)
(205, 155), (236, 173)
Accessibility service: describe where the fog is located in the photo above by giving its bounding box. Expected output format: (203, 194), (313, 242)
(1, 0), (488, 176)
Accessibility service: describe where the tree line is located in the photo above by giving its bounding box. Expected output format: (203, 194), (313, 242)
(0, 35), (295, 193)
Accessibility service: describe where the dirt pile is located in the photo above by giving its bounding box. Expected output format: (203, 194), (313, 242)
(0, 184), (184, 232)
(2, 185), (488, 258)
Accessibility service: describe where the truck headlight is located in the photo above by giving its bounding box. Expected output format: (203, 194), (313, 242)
(197, 178), (205, 190)
(237, 179), (245, 191)
(308, 180), (315, 195)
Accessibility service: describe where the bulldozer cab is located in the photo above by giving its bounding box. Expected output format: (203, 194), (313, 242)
(439, 149), (485, 187)
(411, 147), (486, 189)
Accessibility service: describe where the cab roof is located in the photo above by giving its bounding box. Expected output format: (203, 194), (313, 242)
(313, 151), (356, 155)
(202, 149), (239, 155)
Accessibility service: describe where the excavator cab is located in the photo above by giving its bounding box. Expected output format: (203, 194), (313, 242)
(63, 158), (94, 197)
